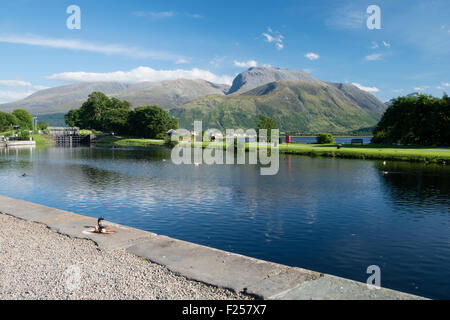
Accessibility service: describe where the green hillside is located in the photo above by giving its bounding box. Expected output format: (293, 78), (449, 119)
(171, 80), (385, 133)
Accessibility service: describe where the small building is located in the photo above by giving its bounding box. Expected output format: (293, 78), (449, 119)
(48, 127), (80, 136)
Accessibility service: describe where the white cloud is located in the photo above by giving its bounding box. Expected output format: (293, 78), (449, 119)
(305, 52), (320, 60)
(133, 11), (203, 19)
(0, 80), (33, 87)
(441, 82), (450, 87)
(234, 60), (258, 68)
(414, 86), (429, 91)
(0, 79), (50, 94)
(352, 82), (380, 93)
(132, 11), (175, 19)
(382, 41), (391, 48)
(45, 66), (234, 85)
(364, 53), (382, 61)
(262, 28), (284, 50)
(325, 5), (365, 30)
(175, 59), (190, 64)
(0, 34), (183, 61)
(0, 90), (35, 103)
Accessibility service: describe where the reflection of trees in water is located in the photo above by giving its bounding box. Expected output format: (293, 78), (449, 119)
(0, 147), (34, 172)
(374, 161), (450, 208)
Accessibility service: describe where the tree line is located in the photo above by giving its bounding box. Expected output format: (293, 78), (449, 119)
(373, 94), (449, 146)
(0, 109), (36, 132)
(65, 92), (179, 139)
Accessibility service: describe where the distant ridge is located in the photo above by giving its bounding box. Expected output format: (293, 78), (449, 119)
(0, 79), (230, 115)
(172, 75), (387, 133)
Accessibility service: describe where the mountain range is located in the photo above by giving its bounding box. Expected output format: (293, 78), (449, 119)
(0, 67), (387, 133)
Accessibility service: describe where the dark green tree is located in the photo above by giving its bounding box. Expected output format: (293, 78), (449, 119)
(316, 133), (336, 144)
(64, 92), (132, 134)
(0, 111), (19, 132)
(128, 106), (179, 139)
(12, 109), (33, 130)
(373, 94), (449, 146)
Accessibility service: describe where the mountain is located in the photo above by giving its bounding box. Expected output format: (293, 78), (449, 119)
(385, 92), (420, 106)
(0, 79), (230, 115)
(171, 77), (387, 134)
(227, 67), (322, 94)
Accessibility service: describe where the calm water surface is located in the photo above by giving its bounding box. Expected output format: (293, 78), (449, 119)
(0, 146), (448, 299)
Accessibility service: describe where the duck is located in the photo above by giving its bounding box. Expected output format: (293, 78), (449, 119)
(94, 217), (115, 234)
(22, 173), (27, 177)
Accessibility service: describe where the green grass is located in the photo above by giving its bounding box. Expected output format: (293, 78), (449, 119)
(91, 135), (450, 164)
(31, 134), (54, 147)
(93, 135), (166, 148)
(278, 143), (450, 164)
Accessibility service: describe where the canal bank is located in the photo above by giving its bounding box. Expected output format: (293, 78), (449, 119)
(92, 136), (450, 164)
(0, 195), (425, 300)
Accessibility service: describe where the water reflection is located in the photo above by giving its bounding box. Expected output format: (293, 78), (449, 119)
(0, 146), (449, 299)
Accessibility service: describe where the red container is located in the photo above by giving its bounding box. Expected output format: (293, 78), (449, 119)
(286, 136), (291, 144)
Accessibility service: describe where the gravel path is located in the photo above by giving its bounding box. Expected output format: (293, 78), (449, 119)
(0, 213), (251, 300)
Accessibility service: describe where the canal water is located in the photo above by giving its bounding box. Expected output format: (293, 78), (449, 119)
(0, 146), (448, 299)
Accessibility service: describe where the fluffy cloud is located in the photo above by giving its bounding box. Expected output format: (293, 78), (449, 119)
(0, 80), (33, 87)
(352, 82), (380, 93)
(0, 34), (183, 61)
(305, 53), (320, 60)
(234, 60), (258, 68)
(262, 28), (284, 50)
(382, 41), (391, 48)
(0, 90), (35, 103)
(0, 79), (48, 90)
(364, 53), (382, 61)
(45, 66), (234, 85)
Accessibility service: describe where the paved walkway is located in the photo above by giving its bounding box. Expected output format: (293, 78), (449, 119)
(0, 214), (249, 300)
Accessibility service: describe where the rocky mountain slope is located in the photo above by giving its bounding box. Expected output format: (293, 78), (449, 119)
(171, 78), (386, 133)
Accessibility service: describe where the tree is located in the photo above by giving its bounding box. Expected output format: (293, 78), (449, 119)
(64, 109), (80, 129)
(12, 109), (33, 130)
(316, 133), (335, 144)
(0, 111), (18, 132)
(128, 106), (179, 139)
(37, 121), (49, 130)
(64, 92), (132, 134)
(373, 94), (450, 146)
(255, 115), (277, 142)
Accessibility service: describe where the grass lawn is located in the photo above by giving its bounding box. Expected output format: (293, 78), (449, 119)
(91, 135), (450, 164)
(93, 135), (165, 148)
(278, 143), (450, 163)
(32, 134), (54, 147)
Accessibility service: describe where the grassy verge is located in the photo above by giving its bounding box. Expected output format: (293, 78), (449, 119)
(32, 134), (54, 147)
(278, 143), (450, 164)
(91, 136), (450, 164)
(93, 135), (165, 148)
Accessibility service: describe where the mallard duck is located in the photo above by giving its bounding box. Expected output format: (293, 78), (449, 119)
(94, 217), (115, 234)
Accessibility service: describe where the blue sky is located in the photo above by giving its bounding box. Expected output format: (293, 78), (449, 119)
(0, 0), (449, 103)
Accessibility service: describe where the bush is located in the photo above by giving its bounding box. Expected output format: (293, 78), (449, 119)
(373, 94), (450, 146)
(316, 133), (335, 144)
(17, 131), (30, 141)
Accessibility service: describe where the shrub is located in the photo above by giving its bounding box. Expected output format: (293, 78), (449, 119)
(17, 131), (30, 141)
(316, 133), (335, 144)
